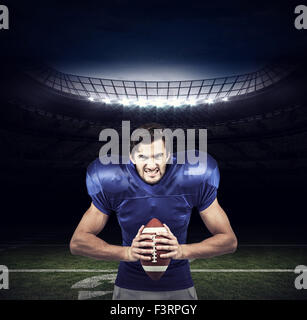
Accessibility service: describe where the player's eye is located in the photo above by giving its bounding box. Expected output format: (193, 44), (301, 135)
(154, 153), (163, 159)
(138, 154), (147, 160)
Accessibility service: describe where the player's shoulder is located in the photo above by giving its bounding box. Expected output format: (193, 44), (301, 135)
(86, 157), (129, 192)
(87, 157), (107, 178)
(87, 157), (125, 175)
(172, 150), (219, 186)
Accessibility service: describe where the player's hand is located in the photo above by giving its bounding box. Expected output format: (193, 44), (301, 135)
(126, 225), (155, 262)
(155, 224), (184, 259)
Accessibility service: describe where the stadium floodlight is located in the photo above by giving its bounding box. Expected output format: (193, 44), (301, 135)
(222, 97), (229, 102)
(102, 97), (111, 104)
(138, 99), (148, 107)
(96, 96), (205, 108)
(88, 96), (95, 102)
(205, 98), (214, 104)
(153, 98), (168, 108)
(171, 99), (182, 107)
(188, 98), (198, 106)
(120, 98), (130, 106)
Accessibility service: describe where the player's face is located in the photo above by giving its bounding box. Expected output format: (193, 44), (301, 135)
(131, 139), (169, 185)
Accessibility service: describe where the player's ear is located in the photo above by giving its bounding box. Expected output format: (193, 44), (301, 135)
(166, 152), (170, 163)
(130, 153), (136, 164)
(165, 149), (171, 164)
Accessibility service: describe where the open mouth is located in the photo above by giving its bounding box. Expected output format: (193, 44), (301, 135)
(144, 167), (160, 178)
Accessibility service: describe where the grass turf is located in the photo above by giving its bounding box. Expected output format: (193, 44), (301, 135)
(0, 245), (306, 300)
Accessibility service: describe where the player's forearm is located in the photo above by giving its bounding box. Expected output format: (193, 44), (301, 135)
(70, 232), (129, 261)
(180, 232), (237, 260)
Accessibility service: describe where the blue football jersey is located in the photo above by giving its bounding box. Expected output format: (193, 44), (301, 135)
(86, 151), (220, 291)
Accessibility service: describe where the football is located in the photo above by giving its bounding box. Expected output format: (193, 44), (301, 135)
(140, 218), (171, 280)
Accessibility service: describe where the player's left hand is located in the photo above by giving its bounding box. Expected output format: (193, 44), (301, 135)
(155, 224), (183, 260)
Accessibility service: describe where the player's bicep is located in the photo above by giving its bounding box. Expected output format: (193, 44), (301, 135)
(199, 198), (234, 236)
(73, 202), (109, 236)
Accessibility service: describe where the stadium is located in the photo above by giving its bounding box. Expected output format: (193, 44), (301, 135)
(0, 1), (307, 300)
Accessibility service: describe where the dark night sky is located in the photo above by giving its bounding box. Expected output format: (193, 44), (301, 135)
(2, 0), (306, 80)
(1, 1), (307, 240)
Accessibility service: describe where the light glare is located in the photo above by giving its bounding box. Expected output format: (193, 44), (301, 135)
(102, 98), (111, 104)
(138, 99), (148, 107)
(121, 98), (130, 106)
(93, 96), (217, 107)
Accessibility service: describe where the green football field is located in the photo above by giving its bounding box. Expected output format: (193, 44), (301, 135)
(0, 244), (306, 300)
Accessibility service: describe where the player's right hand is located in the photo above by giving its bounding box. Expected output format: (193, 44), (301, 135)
(126, 225), (155, 262)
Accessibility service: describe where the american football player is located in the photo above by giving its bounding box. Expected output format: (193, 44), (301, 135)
(70, 123), (237, 300)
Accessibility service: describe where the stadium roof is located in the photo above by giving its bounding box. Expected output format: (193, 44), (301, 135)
(27, 63), (294, 108)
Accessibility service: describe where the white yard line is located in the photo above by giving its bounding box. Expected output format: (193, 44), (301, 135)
(9, 269), (119, 273)
(190, 269), (294, 272)
(239, 244), (307, 247)
(8, 268), (295, 273)
(0, 244), (67, 247)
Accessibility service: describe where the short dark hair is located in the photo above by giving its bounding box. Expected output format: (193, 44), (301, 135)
(130, 123), (165, 154)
